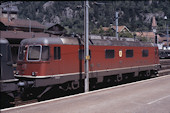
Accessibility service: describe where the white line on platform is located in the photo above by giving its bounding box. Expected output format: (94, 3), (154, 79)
(147, 95), (170, 105)
(1, 75), (170, 112)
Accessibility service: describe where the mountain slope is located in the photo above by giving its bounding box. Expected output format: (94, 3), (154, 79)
(16, 1), (170, 34)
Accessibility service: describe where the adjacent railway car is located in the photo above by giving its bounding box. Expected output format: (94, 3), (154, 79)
(0, 38), (18, 109)
(159, 49), (170, 59)
(15, 37), (161, 99)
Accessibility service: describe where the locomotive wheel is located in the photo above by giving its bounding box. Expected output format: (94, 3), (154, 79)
(145, 71), (151, 78)
(71, 81), (80, 90)
(116, 74), (123, 83)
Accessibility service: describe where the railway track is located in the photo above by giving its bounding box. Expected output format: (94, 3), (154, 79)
(15, 98), (38, 106)
(10, 59), (170, 107)
(159, 59), (170, 76)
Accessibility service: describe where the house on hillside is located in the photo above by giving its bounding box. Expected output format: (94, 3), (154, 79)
(112, 25), (131, 33)
(135, 16), (170, 49)
(102, 25), (131, 33)
(135, 32), (160, 42)
(1, 5), (19, 20)
(101, 25), (133, 38)
(44, 23), (67, 35)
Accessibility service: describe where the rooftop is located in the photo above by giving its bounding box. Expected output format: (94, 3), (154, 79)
(0, 17), (45, 29)
(0, 31), (58, 39)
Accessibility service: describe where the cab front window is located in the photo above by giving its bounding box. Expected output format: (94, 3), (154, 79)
(27, 45), (41, 61)
(27, 45), (49, 61)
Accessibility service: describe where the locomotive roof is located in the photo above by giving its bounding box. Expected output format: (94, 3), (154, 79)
(20, 37), (156, 47)
(0, 38), (9, 44)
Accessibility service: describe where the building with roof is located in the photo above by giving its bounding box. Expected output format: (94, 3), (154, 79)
(135, 16), (170, 49)
(1, 5), (19, 20)
(135, 32), (160, 42)
(44, 23), (67, 35)
(0, 17), (45, 32)
(102, 25), (131, 33)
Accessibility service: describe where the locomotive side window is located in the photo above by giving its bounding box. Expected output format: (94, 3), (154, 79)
(54, 47), (61, 60)
(79, 49), (91, 60)
(42, 46), (49, 61)
(28, 45), (41, 61)
(126, 50), (133, 58)
(142, 50), (149, 57)
(105, 49), (114, 59)
(18, 46), (27, 60)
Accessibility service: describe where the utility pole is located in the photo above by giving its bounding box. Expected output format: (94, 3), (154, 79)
(84, 0), (89, 92)
(115, 11), (119, 40)
(167, 24), (169, 49)
(164, 16), (169, 49)
(27, 18), (31, 33)
(152, 16), (157, 44)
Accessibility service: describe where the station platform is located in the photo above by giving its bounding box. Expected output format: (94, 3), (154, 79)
(1, 75), (170, 113)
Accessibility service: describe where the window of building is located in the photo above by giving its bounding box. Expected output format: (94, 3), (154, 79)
(105, 49), (114, 58)
(54, 47), (61, 60)
(126, 49), (133, 58)
(142, 50), (149, 57)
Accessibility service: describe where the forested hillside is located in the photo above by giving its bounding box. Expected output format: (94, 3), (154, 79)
(16, 1), (170, 34)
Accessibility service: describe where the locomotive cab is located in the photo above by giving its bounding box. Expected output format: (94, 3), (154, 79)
(17, 44), (50, 76)
(15, 38), (63, 99)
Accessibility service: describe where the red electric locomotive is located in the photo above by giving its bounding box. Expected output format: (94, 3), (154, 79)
(15, 37), (161, 99)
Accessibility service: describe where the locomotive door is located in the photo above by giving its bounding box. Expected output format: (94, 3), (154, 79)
(53, 46), (61, 75)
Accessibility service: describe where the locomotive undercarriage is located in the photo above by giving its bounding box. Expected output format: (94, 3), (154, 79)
(0, 92), (16, 108)
(15, 64), (160, 101)
(0, 80), (18, 109)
